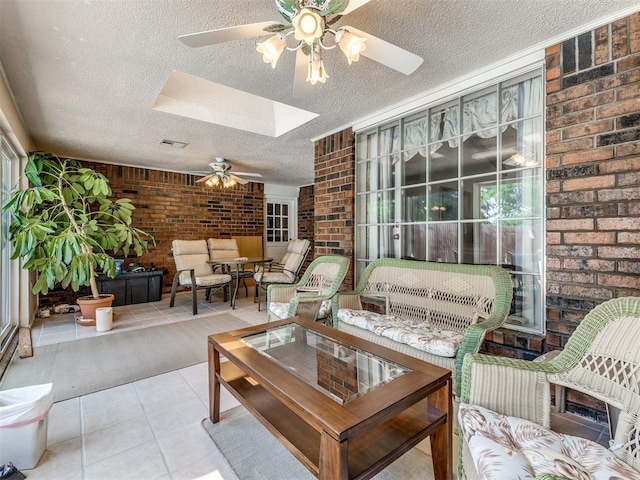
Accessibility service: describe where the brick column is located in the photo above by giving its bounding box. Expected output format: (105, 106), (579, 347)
(314, 128), (356, 289)
(543, 13), (640, 419)
(545, 12), (640, 348)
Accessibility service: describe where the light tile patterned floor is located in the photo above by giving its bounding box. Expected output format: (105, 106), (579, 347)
(5, 290), (610, 479)
(7, 291), (264, 480)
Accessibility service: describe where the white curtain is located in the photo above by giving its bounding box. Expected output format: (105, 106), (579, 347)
(429, 76), (542, 154)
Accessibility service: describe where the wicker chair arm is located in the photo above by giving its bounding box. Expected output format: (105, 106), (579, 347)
(331, 292), (363, 327)
(267, 284), (297, 303)
(460, 353), (555, 427)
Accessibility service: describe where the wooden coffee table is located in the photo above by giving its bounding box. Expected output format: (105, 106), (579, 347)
(208, 317), (452, 480)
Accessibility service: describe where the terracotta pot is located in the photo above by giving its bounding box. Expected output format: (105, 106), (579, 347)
(76, 294), (115, 326)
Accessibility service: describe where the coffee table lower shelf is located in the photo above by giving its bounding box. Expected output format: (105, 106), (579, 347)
(217, 362), (447, 480)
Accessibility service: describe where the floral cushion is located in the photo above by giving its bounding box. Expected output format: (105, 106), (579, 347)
(459, 403), (640, 480)
(269, 300), (331, 320)
(337, 309), (463, 358)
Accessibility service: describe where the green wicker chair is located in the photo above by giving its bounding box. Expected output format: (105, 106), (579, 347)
(266, 255), (350, 324)
(331, 258), (513, 397)
(458, 296), (640, 480)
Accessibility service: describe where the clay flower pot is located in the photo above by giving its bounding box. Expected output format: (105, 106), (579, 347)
(76, 294), (115, 326)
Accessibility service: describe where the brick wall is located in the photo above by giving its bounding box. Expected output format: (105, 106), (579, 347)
(314, 128), (356, 289)
(545, 12), (640, 347)
(541, 12), (640, 418)
(42, 160), (264, 305)
(298, 184), (315, 271)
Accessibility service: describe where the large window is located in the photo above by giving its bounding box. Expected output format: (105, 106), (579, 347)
(355, 70), (544, 333)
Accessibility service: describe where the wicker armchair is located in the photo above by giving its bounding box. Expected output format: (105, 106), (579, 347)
(458, 297), (640, 480)
(266, 255), (350, 324)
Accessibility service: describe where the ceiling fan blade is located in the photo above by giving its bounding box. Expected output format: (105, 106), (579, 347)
(341, 0), (372, 15)
(179, 21), (278, 48)
(230, 174), (250, 185)
(195, 173), (214, 183)
(343, 26), (424, 75)
(293, 48), (314, 98)
(233, 171), (263, 177)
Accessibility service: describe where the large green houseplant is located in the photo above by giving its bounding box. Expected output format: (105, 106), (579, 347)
(3, 152), (154, 320)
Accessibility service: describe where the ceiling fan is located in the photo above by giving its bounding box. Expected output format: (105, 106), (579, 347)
(179, 0), (423, 97)
(196, 158), (262, 187)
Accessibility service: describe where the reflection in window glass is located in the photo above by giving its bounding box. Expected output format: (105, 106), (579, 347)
(462, 176), (496, 220)
(429, 182), (458, 221)
(461, 221), (497, 264)
(402, 186), (426, 222)
(428, 223), (458, 263)
(502, 118), (543, 170)
(462, 130), (497, 176)
(402, 224), (426, 260)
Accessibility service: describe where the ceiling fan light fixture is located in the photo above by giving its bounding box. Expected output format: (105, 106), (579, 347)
(257, 34), (286, 68)
(336, 29), (367, 65)
(307, 55), (328, 85)
(293, 8), (324, 45)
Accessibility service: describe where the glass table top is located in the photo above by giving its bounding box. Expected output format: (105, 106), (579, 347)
(238, 322), (411, 404)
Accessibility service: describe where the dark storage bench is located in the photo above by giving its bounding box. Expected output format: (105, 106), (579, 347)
(97, 270), (166, 306)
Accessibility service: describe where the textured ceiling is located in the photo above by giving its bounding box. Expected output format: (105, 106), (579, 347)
(0, 0), (638, 186)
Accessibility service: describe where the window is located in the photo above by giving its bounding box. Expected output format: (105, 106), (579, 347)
(355, 70), (544, 334)
(266, 201), (290, 243)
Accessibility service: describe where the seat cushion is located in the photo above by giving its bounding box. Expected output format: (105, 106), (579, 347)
(181, 273), (232, 287)
(269, 300), (331, 320)
(255, 270), (296, 284)
(337, 308), (463, 358)
(459, 403), (640, 480)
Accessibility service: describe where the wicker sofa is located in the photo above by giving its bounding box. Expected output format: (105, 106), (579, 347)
(331, 258), (513, 396)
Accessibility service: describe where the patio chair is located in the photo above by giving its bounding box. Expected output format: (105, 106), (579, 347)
(266, 255), (350, 324)
(207, 238), (254, 297)
(170, 239), (232, 315)
(254, 238), (311, 311)
(458, 296), (640, 480)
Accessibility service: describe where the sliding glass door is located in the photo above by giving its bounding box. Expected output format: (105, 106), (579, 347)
(0, 138), (15, 350)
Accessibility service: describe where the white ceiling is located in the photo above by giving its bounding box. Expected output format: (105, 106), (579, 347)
(1, 0), (638, 186)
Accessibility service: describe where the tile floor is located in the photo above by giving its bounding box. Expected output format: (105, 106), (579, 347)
(5, 291), (266, 480)
(3, 290), (610, 479)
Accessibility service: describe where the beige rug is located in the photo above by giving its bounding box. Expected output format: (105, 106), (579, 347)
(202, 406), (436, 480)
(1, 313), (250, 402)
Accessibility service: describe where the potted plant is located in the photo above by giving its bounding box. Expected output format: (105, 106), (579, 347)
(3, 152), (154, 324)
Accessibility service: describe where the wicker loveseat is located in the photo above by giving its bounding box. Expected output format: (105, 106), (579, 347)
(458, 297), (640, 480)
(331, 258), (513, 396)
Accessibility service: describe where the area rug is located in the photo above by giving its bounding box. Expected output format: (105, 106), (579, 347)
(202, 406), (435, 480)
(1, 313), (250, 402)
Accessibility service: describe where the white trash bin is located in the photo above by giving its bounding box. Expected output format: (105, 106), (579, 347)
(0, 383), (53, 470)
(95, 307), (113, 332)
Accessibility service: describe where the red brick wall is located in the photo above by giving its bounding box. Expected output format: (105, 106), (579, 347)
(314, 129), (356, 289)
(538, 12), (640, 419)
(298, 184), (315, 271)
(42, 160), (264, 305)
(545, 12), (640, 349)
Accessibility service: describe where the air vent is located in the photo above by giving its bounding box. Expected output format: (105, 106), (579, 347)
(159, 139), (188, 149)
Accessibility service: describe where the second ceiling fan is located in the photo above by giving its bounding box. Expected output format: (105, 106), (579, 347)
(179, 0), (423, 97)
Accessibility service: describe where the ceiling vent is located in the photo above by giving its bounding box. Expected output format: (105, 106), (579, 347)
(159, 139), (188, 148)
